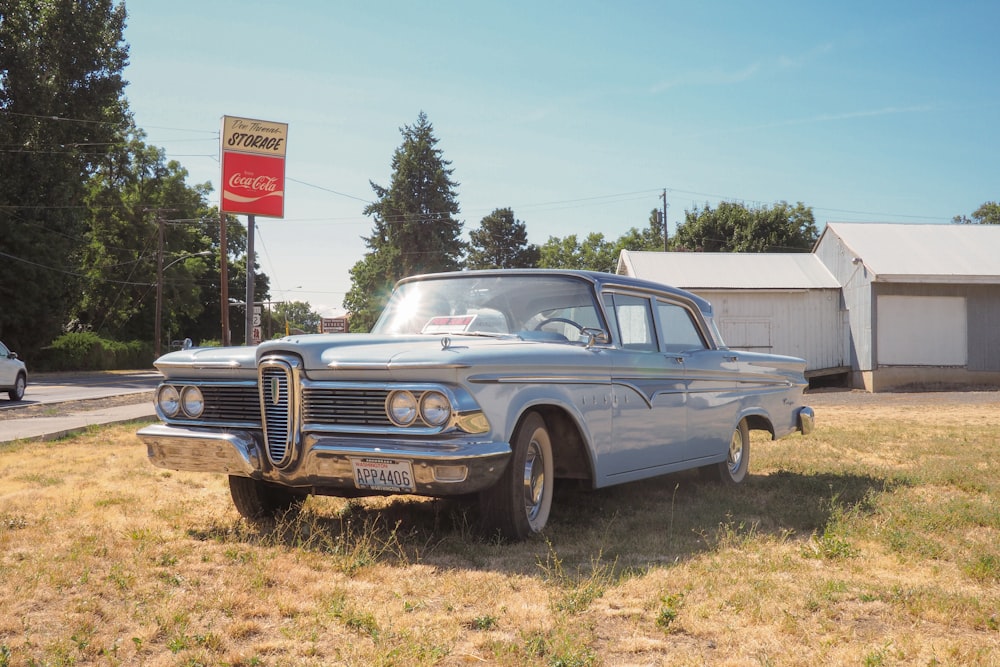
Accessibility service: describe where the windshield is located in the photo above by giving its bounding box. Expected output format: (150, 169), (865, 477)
(372, 274), (606, 341)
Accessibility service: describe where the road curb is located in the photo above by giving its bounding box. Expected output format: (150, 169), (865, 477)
(0, 403), (157, 444)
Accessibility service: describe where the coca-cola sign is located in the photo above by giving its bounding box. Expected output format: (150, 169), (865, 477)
(221, 151), (285, 218)
(220, 116), (288, 218)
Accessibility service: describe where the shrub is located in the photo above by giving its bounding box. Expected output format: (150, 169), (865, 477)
(36, 332), (153, 371)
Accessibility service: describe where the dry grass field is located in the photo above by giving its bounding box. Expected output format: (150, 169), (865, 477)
(1, 390), (998, 666)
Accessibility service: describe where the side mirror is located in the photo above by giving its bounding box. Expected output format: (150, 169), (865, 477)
(581, 328), (610, 349)
(9, 351), (17, 360)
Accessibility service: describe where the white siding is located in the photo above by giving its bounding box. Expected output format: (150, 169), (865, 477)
(694, 290), (845, 371)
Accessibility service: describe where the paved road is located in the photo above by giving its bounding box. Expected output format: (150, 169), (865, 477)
(0, 371), (161, 442)
(0, 370), (161, 410)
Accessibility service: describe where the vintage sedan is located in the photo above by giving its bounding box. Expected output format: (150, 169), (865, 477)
(138, 270), (814, 540)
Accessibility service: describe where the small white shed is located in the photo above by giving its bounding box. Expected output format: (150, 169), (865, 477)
(814, 222), (1000, 391)
(617, 251), (845, 376)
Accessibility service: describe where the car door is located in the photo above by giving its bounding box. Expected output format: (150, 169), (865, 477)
(0, 342), (13, 387)
(600, 292), (689, 482)
(656, 299), (741, 463)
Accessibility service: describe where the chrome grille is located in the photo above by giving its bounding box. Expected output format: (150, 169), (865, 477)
(198, 385), (260, 423)
(303, 388), (392, 427)
(259, 361), (295, 467)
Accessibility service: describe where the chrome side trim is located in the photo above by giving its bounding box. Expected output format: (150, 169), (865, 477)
(156, 360), (244, 369)
(466, 374), (612, 384)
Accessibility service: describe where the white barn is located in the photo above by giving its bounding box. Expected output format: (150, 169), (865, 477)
(616, 251), (845, 376)
(618, 223), (1000, 391)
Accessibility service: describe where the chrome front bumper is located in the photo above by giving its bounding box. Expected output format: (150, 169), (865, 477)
(136, 423), (511, 496)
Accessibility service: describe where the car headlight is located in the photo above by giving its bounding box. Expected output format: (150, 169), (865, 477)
(419, 391), (451, 427)
(157, 385), (181, 418)
(386, 390), (418, 426)
(180, 385), (204, 418)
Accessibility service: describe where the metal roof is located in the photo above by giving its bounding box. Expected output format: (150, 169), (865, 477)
(617, 250), (841, 290)
(819, 222), (1000, 283)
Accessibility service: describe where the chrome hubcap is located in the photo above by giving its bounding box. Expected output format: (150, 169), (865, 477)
(728, 429), (743, 474)
(523, 439), (545, 521)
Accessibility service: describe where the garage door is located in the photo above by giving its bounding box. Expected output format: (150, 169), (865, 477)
(877, 296), (967, 366)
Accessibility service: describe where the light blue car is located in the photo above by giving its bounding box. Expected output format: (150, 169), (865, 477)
(138, 270), (814, 540)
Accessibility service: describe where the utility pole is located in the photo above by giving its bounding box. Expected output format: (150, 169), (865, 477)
(220, 209), (229, 346)
(245, 214), (256, 346)
(155, 213), (164, 357)
(661, 189), (669, 252)
(148, 207), (177, 358)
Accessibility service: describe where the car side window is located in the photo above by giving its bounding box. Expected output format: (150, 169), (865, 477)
(605, 293), (658, 351)
(657, 300), (708, 352)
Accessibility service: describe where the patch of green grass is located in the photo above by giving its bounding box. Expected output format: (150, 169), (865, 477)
(964, 552), (1000, 584)
(538, 541), (618, 614)
(655, 592), (684, 631)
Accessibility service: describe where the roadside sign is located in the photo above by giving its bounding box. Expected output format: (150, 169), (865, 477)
(321, 317), (348, 334)
(220, 116), (288, 218)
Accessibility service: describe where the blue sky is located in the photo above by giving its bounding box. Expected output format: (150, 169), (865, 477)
(123, 1), (999, 315)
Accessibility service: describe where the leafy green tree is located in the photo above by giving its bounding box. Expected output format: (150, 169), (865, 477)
(671, 201), (818, 252)
(953, 202), (1000, 225)
(537, 210), (668, 272)
(615, 208), (667, 253)
(344, 112), (463, 331)
(538, 232), (619, 273)
(272, 301), (321, 335)
(79, 134), (215, 346)
(466, 207), (539, 269)
(0, 0), (130, 356)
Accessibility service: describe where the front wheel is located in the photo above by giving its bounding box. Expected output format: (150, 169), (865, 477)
(228, 476), (305, 520)
(700, 420), (750, 485)
(479, 412), (554, 541)
(7, 373), (25, 401)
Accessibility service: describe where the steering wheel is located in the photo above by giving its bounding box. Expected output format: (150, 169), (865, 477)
(534, 317), (585, 334)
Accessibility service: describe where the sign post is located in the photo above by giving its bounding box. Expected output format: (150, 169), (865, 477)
(220, 116), (288, 345)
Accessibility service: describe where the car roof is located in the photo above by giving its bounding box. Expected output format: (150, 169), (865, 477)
(395, 269), (715, 316)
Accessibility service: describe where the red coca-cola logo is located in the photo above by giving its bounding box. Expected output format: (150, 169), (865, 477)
(228, 173), (279, 193)
(221, 152), (285, 217)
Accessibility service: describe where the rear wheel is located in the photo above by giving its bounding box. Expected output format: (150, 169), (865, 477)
(700, 419), (750, 485)
(7, 373), (25, 401)
(479, 412), (554, 541)
(228, 476), (304, 520)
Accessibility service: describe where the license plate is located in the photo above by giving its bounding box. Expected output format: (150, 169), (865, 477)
(351, 457), (415, 493)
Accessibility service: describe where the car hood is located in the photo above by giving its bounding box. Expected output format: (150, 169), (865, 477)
(257, 333), (596, 371)
(154, 333), (599, 379)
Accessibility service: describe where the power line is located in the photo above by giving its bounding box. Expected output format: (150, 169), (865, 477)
(0, 250), (153, 286)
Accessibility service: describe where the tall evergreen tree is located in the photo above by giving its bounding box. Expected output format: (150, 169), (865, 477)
(0, 0), (130, 356)
(466, 207), (539, 269)
(344, 112), (463, 331)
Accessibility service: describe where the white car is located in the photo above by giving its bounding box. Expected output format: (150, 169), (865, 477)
(0, 340), (27, 401)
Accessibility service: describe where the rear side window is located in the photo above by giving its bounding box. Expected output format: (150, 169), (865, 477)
(657, 300), (707, 352)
